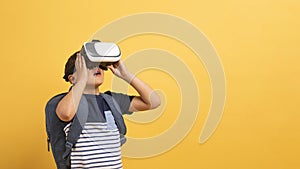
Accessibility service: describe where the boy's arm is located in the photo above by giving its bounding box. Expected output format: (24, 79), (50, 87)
(107, 61), (161, 112)
(56, 54), (88, 122)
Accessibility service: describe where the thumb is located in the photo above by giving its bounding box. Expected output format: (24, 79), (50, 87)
(107, 65), (116, 74)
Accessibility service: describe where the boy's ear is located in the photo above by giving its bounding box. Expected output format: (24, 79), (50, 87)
(68, 75), (74, 84)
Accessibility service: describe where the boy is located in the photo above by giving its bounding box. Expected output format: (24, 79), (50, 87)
(55, 51), (160, 168)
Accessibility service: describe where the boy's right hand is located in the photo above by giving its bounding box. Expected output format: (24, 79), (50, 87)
(72, 53), (88, 85)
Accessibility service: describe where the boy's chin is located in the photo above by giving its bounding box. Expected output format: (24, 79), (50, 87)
(94, 82), (103, 86)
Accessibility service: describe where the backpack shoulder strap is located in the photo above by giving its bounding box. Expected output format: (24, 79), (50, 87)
(101, 93), (127, 145)
(62, 95), (89, 160)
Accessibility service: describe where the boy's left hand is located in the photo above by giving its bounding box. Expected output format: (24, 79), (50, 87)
(108, 60), (161, 112)
(107, 60), (134, 83)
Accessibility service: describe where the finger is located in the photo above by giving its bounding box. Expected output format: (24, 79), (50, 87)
(78, 53), (82, 68)
(113, 60), (120, 68)
(80, 55), (87, 69)
(76, 53), (82, 69)
(107, 65), (116, 74)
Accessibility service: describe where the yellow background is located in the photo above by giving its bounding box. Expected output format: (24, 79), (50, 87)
(0, 0), (299, 168)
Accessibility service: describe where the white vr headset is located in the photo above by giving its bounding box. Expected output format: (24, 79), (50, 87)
(81, 40), (121, 63)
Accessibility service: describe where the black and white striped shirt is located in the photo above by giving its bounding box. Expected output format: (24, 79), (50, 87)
(64, 121), (123, 169)
(64, 93), (133, 169)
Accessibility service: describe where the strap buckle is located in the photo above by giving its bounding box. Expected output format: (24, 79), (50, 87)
(65, 141), (73, 149)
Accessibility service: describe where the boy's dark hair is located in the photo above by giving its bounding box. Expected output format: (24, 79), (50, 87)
(63, 51), (79, 82)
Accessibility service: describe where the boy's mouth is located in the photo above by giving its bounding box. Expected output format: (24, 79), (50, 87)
(93, 70), (101, 76)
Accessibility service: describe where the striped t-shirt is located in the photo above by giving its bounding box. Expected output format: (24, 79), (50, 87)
(64, 92), (133, 169)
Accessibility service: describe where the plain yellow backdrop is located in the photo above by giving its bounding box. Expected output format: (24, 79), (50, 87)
(0, 0), (299, 169)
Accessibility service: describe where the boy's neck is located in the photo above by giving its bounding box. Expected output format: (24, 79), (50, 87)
(83, 86), (100, 95)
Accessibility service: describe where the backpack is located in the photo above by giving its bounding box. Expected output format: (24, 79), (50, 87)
(45, 92), (127, 169)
